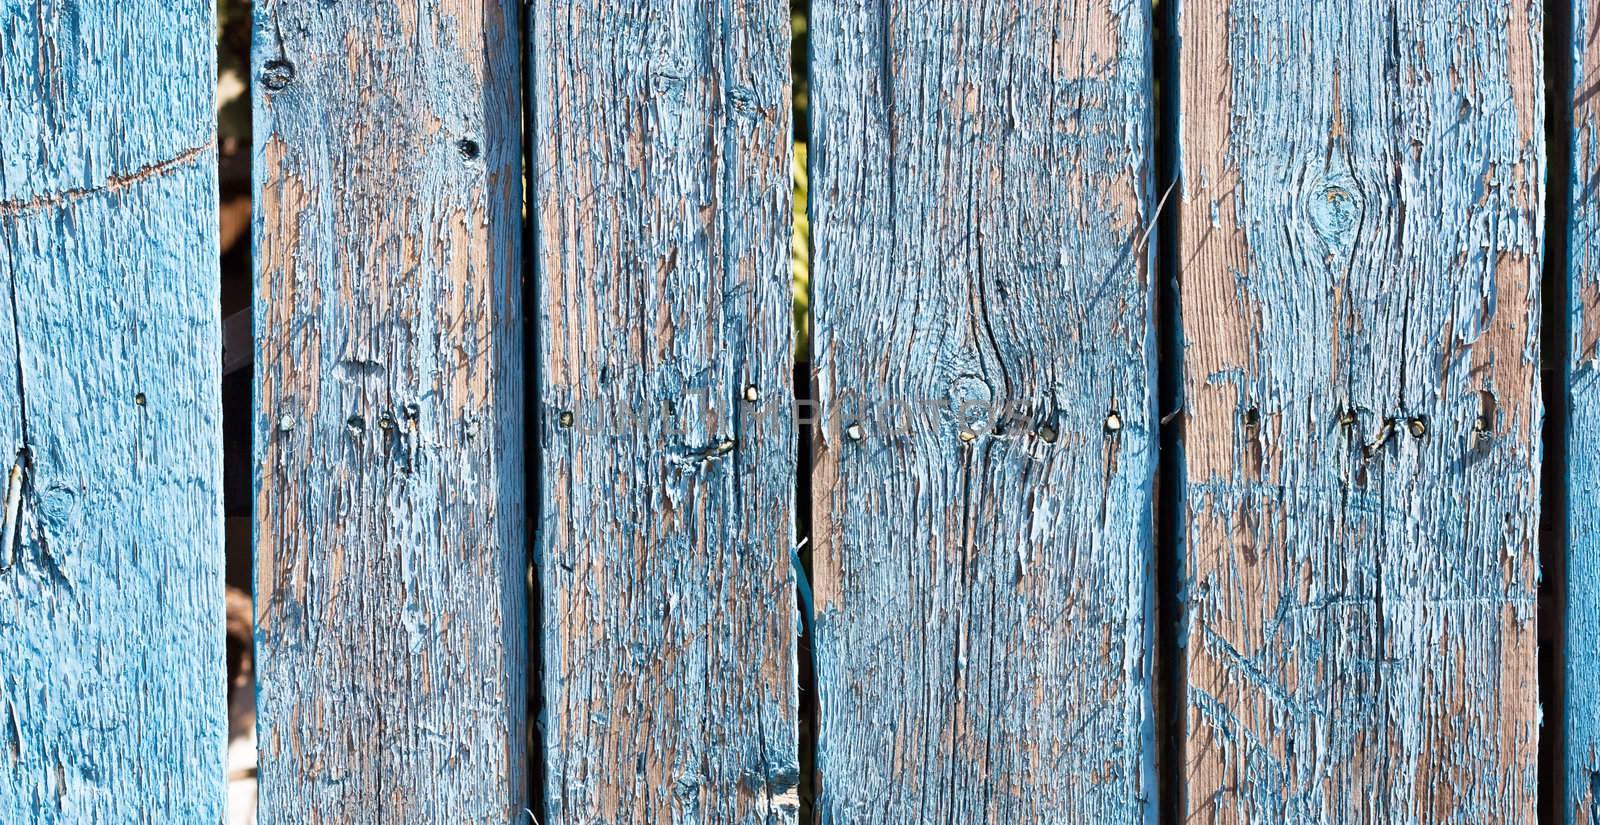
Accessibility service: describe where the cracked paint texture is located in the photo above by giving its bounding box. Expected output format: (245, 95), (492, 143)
(251, 1), (527, 822)
(1569, 1), (1600, 822)
(528, 2), (799, 824)
(1178, 1), (1543, 822)
(809, 0), (1159, 822)
(0, 1), (225, 821)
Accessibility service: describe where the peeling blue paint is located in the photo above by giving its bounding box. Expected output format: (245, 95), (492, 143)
(528, 2), (799, 823)
(1179, 0), (1544, 821)
(1568, 1), (1600, 821)
(809, 0), (1159, 821)
(251, 0), (528, 821)
(0, 2), (225, 821)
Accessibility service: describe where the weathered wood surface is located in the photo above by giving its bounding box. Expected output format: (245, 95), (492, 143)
(1569, 1), (1600, 821)
(528, 2), (798, 823)
(0, 1), (225, 821)
(251, 1), (526, 821)
(809, 1), (1158, 821)
(1178, 1), (1543, 821)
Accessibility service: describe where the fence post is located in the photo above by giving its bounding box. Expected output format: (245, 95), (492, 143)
(0, 2), (225, 820)
(1566, 0), (1600, 820)
(527, 1), (799, 822)
(1178, 3), (1543, 820)
(251, 1), (527, 820)
(808, 2), (1160, 821)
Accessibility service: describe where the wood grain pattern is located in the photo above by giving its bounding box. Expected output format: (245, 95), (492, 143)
(251, 1), (527, 821)
(1568, 1), (1600, 821)
(528, 2), (798, 823)
(808, 1), (1158, 821)
(1178, 1), (1543, 821)
(0, 1), (224, 820)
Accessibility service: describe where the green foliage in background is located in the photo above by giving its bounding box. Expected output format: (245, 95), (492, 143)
(792, 143), (810, 361)
(791, 5), (811, 361)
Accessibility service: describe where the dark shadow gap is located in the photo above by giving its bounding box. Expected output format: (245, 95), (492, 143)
(522, 0), (547, 817)
(217, 3), (258, 820)
(1539, 0), (1573, 821)
(793, 361), (817, 825)
(1151, 0), (1185, 822)
(791, 4), (819, 825)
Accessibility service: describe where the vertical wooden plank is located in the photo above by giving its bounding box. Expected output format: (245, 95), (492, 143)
(528, 2), (797, 824)
(1568, 1), (1600, 820)
(0, 1), (224, 821)
(1178, 1), (1543, 821)
(251, 1), (526, 821)
(809, 1), (1158, 822)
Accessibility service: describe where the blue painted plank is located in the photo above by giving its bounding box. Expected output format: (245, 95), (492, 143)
(250, 1), (527, 821)
(1178, 1), (1543, 821)
(527, 2), (798, 823)
(0, 1), (225, 821)
(808, 1), (1159, 822)
(1567, 1), (1600, 821)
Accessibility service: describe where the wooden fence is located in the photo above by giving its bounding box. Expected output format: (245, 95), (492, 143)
(0, 0), (1595, 823)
